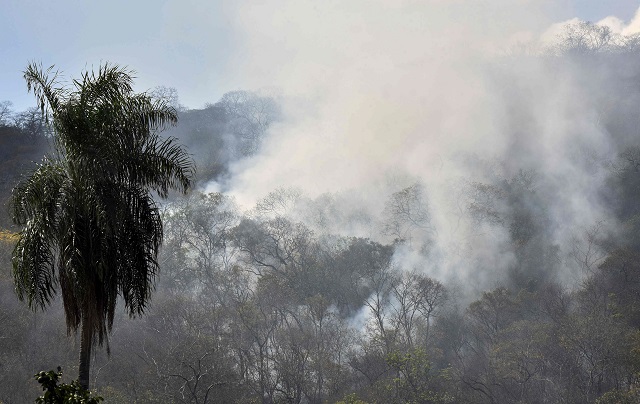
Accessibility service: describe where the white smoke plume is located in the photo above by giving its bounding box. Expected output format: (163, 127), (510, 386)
(209, 1), (640, 291)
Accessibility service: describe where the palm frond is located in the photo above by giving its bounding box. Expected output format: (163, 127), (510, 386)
(12, 224), (57, 310)
(23, 62), (67, 123)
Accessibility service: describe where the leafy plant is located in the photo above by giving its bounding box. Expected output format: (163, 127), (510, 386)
(35, 367), (103, 404)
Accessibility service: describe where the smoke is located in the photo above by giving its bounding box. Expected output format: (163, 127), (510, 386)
(224, 1), (550, 200)
(582, 7), (640, 36)
(210, 1), (640, 291)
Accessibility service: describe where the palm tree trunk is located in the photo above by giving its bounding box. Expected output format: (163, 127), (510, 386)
(78, 318), (92, 390)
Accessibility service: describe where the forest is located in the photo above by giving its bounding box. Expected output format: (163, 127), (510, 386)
(2, 21), (640, 403)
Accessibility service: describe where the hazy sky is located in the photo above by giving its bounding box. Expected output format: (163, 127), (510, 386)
(1, 1), (639, 112)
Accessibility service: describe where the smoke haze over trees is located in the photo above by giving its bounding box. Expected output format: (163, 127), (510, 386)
(4, 3), (640, 403)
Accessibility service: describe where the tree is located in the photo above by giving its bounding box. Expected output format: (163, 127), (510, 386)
(216, 90), (279, 157)
(0, 101), (13, 126)
(381, 183), (434, 247)
(14, 107), (49, 140)
(11, 62), (194, 389)
(466, 170), (560, 291)
(149, 86), (184, 112)
(554, 21), (616, 55)
(390, 271), (447, 350)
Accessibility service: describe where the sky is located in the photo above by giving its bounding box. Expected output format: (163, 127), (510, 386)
(1, 0), (639, 112)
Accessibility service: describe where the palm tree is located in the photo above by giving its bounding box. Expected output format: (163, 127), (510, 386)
(11, 62), (194, 389)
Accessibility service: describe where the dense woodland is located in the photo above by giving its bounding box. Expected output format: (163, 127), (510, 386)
(3, 22), (640, 403)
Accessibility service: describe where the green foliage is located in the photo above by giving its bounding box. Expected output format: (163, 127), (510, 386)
(336, 393), (370, 404)
(0, 229), (18, 244)
(596, 387), (640, 404)
(384, 349), (454, 404)
(34, 368), (103, 404)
